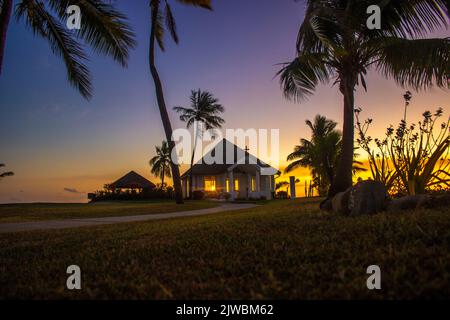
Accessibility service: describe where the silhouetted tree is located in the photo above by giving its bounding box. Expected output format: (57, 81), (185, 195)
(149, 141), (172, 190)
(174, 89), (225, 199)
(148, 0), (212, 204)
(285, 115), (365, 196)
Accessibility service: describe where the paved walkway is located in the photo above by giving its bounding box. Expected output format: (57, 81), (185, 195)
(0, 203), (257, 234)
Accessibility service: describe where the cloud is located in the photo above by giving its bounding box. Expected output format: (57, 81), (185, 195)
(63, 187), (84, 194)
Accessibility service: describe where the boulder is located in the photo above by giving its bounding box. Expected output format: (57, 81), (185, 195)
(331, 189), (352, 215)
(349, 180), (388, 215)
(425, 193), (450, 209)
(387, 194), (433, 212)
(320, 198), (333, 211)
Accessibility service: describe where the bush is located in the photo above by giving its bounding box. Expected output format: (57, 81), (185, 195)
(356, 92), (450, 196)
(90, 188), (172, 202)
(204, 191), (220, 199)
(276, 191), (288, 199)
(192, 190), (205, 200)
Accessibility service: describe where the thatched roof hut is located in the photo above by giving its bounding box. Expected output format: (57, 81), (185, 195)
(110, 171), (156, 190)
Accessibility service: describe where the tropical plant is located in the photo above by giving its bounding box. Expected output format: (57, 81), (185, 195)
(285, 115), (365, 196)
(173, 89), (225, 199)
(149, 141), (173, 190)
(0, 0), (136, 99)
(0, 163), (13, 180)
(356, 93), (450, 196)
(278, 0), (449, 197)
(149, 0), (212, 204)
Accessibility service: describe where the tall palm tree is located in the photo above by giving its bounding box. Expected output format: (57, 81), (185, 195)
(149, 141), (172, 190)
(149, 0), (212, 204)
(173, 89), (225, 199)
(285, 115), (366, 196)
(278, 0), (449, 197)
(0, 0), (136, 99)
(0, 163), (13, 180)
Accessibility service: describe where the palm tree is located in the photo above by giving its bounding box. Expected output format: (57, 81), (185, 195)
(285, 115), (341, 196)
(173, 89), (225, 199)
(0, 0), (136, 99)
(149, 0), (212, 204)
(149, 141), (172, 190)
(278, 0), (449, 197)
(285, 115), (366, 196)
(0, 163), (13, 180)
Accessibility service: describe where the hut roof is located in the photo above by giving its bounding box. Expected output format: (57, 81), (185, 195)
(110, 171), (156, 189)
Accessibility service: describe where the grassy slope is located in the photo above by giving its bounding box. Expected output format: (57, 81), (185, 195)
(0, 201), (219, 223)
(0, 198), (449, 299)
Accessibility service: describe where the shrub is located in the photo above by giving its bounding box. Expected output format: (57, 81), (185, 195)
(223, 193), (232, 201)
(277, 191), (288, 199)
(192, 190), (205, 200)
(90, 187), (173, 202)
(356, 93), (449, 196)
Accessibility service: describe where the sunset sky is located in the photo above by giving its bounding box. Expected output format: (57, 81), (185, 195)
(0, 0), (449, 203)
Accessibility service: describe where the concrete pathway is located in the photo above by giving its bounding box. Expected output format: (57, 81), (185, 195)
(0, 203), (257, 234)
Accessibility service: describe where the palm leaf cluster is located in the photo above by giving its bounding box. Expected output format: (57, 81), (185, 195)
(1, 0), (136, 99)
(279, 0), (449, 101)
(173, 89), (225, 130)
(150, 0), (211, 51)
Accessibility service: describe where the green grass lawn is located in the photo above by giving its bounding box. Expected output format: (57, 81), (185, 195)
(0, 198), (449, 299)
(0, 200), (219, 223)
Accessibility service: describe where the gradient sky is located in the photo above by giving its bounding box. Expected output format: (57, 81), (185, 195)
(0, 0), (449, 203)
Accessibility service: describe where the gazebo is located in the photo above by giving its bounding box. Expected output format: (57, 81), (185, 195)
(109, 171), (156, 193)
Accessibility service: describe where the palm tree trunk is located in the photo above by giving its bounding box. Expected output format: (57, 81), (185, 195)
(161, 169), (165, 190)
(188, 130), (199, 199)
(149, 1), (183, 204)
(328, 80), (355, 197)
(0, 0), (13, 75)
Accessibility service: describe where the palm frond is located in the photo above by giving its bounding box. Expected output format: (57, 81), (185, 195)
(16, 0), (92, 99)
(376, 0), (448, 38)
(175, 0), (212, 10)
(47, 0), (136, 67)
(165, 2), (179, 44)
(278, 52), (332, 102)
(376, 37), (450, 90)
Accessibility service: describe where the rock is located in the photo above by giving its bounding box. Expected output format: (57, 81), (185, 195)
(331, 189), (352, 215)
(327, 180), (387, 215)
(424, 193), (450, 209)
(387, 194), (433, 212)
(320, 198), (333, 211)
(349, 180), (387, 215)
